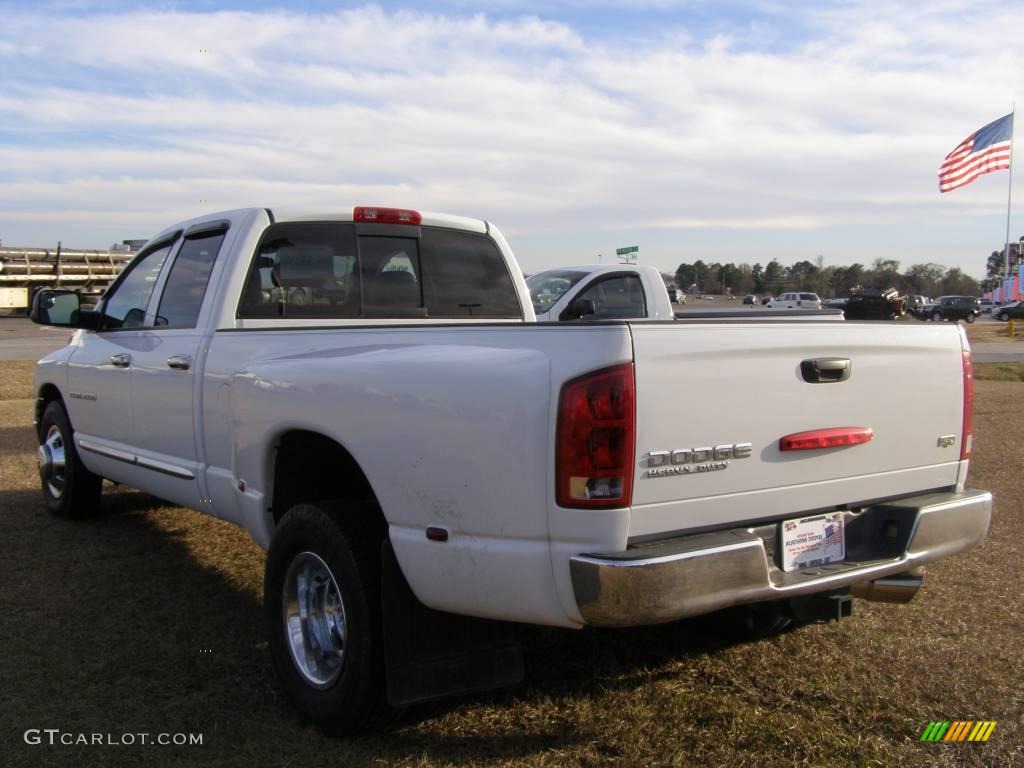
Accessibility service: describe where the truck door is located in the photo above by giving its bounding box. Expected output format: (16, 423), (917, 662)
(65, 237), (178, 460)
(126, 222), (228, 508)
(560, 272), (647, 320)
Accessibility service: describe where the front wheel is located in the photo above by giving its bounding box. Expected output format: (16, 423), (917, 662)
(998, 312), (1009, 321)
(37, 400), (102, 518)
(932, 311), (943, 322)
(264, 503), (396, 735)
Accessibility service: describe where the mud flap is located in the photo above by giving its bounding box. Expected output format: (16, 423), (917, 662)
(381, 540), (524, 707)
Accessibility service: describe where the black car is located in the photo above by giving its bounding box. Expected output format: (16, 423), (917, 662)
(995, 301), (1024, 321)
(742, 294), (757, 305)
(922, 295), (980, 323)
(842, 287), (904, 320)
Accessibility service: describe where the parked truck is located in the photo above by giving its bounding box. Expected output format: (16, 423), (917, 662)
(527, 264), (675, 321)
(31, 206), (991, 735)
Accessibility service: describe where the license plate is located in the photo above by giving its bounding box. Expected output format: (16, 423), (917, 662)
(781, 512), (845, 572)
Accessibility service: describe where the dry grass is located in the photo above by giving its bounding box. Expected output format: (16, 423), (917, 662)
(975, 363), (1024, 382)
(964, 320), (1024, 344)
(1, 363), (1021, 767)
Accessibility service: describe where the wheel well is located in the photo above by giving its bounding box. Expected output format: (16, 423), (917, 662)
(36, 384), (64, 436)
(270, 431), (380, 527)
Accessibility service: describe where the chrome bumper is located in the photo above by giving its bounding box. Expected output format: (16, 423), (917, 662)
(570, 489), (992, 627)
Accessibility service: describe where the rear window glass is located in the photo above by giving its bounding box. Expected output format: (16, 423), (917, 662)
(420, 229), (520, 318)
(238, 222), (522, 320)
(239, 222), (359, 318)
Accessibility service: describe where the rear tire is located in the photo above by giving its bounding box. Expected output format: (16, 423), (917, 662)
(264, 502), (397, 735)
(965, 313), (976, 323)
(37, 400), (102, 519)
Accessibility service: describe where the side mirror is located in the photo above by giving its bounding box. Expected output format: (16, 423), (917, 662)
(30, 290), (81, 326)
(562, 297), (596, 320)
(30, 290), (100, 329)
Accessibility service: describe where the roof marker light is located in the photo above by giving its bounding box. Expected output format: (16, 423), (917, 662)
(353, 206), (422, 225)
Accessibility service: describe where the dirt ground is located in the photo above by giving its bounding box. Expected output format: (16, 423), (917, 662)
(0, 359), (1021, 767)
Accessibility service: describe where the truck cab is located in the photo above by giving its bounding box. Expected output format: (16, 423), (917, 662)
(526, 264), (674, 321)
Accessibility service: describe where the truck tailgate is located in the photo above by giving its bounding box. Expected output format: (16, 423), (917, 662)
(628, 322), (966, 539)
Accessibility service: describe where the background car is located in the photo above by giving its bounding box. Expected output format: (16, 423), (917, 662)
(979, 298), (994, 314)
(742, 294), (757, 305)
(760, 295), (773, 305)
(994, 301), (1024, 321)
(823, 297), (848, 309)
(905, 295), (927, 316)
(766, 292), (822, 309)
(842, 287), (905, 320)
(923, 295), (980, 323)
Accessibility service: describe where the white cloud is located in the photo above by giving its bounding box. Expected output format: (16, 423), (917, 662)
(0, 2), (1021, 273)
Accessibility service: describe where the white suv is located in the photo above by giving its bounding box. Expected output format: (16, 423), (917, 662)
(767, 292), (822, 309)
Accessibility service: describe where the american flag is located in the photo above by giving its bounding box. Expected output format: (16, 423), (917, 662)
(939, 113), (1013, 193)
(824, 520), (843, 549)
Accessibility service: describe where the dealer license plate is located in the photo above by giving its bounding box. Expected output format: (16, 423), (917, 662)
(781, 512), (845, 572)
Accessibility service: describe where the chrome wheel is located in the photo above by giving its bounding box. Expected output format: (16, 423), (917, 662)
(282, 551), (347, 688)
(37, 425), (67, 499)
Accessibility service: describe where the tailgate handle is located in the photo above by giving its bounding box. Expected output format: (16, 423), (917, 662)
(801, 358), (850, 383)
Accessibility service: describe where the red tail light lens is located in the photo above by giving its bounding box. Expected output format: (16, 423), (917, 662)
(779, 427), (873, 451)
(353, 206), (422, 225)
(556, 363), (635, 508)
(961, 340), (974, 460)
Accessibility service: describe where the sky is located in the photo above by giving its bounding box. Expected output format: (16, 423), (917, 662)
(0, 0), (1022, 278)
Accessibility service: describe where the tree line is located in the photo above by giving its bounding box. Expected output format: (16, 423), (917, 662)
(671, 258), (980, 298)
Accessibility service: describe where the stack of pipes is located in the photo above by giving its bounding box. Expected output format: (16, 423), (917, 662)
(0, 245), (134, 287)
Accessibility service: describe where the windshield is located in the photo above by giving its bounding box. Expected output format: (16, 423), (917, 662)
(526, 270), (587, 314)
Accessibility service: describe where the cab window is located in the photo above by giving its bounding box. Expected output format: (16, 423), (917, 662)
(238, 222), (522, 320)
(238, 222), (359, 318)
(573, 274), (647, 319)
(155, 230), (226, 328)
(100, 242), (175, 330)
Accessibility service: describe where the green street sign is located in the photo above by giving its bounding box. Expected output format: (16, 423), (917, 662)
(616, 246), (639, 255)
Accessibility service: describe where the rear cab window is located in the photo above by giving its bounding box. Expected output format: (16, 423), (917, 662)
(238, 222), (522, 320)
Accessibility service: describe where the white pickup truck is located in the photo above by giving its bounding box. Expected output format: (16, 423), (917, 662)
(526, 264), (676, 321)
(31, 206), (991, 735)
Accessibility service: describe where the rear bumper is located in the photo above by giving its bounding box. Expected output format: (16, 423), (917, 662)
(570, 489), (992, 627)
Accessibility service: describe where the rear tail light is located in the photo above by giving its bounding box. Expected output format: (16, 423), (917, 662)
(353, 206), (422, 225)
(556, 363), (635, 508)
(959, 327), (974, 460)
(779, 427), (873, 451)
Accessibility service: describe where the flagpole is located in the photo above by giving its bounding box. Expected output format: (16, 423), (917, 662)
(1005, 103), (1016, 288)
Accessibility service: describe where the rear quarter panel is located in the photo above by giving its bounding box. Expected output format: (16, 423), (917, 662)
(209, 324), (634, 627)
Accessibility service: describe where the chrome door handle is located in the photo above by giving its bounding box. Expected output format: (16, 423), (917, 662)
(166, 355), (193, 371)
(110, 353), (131, 368)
